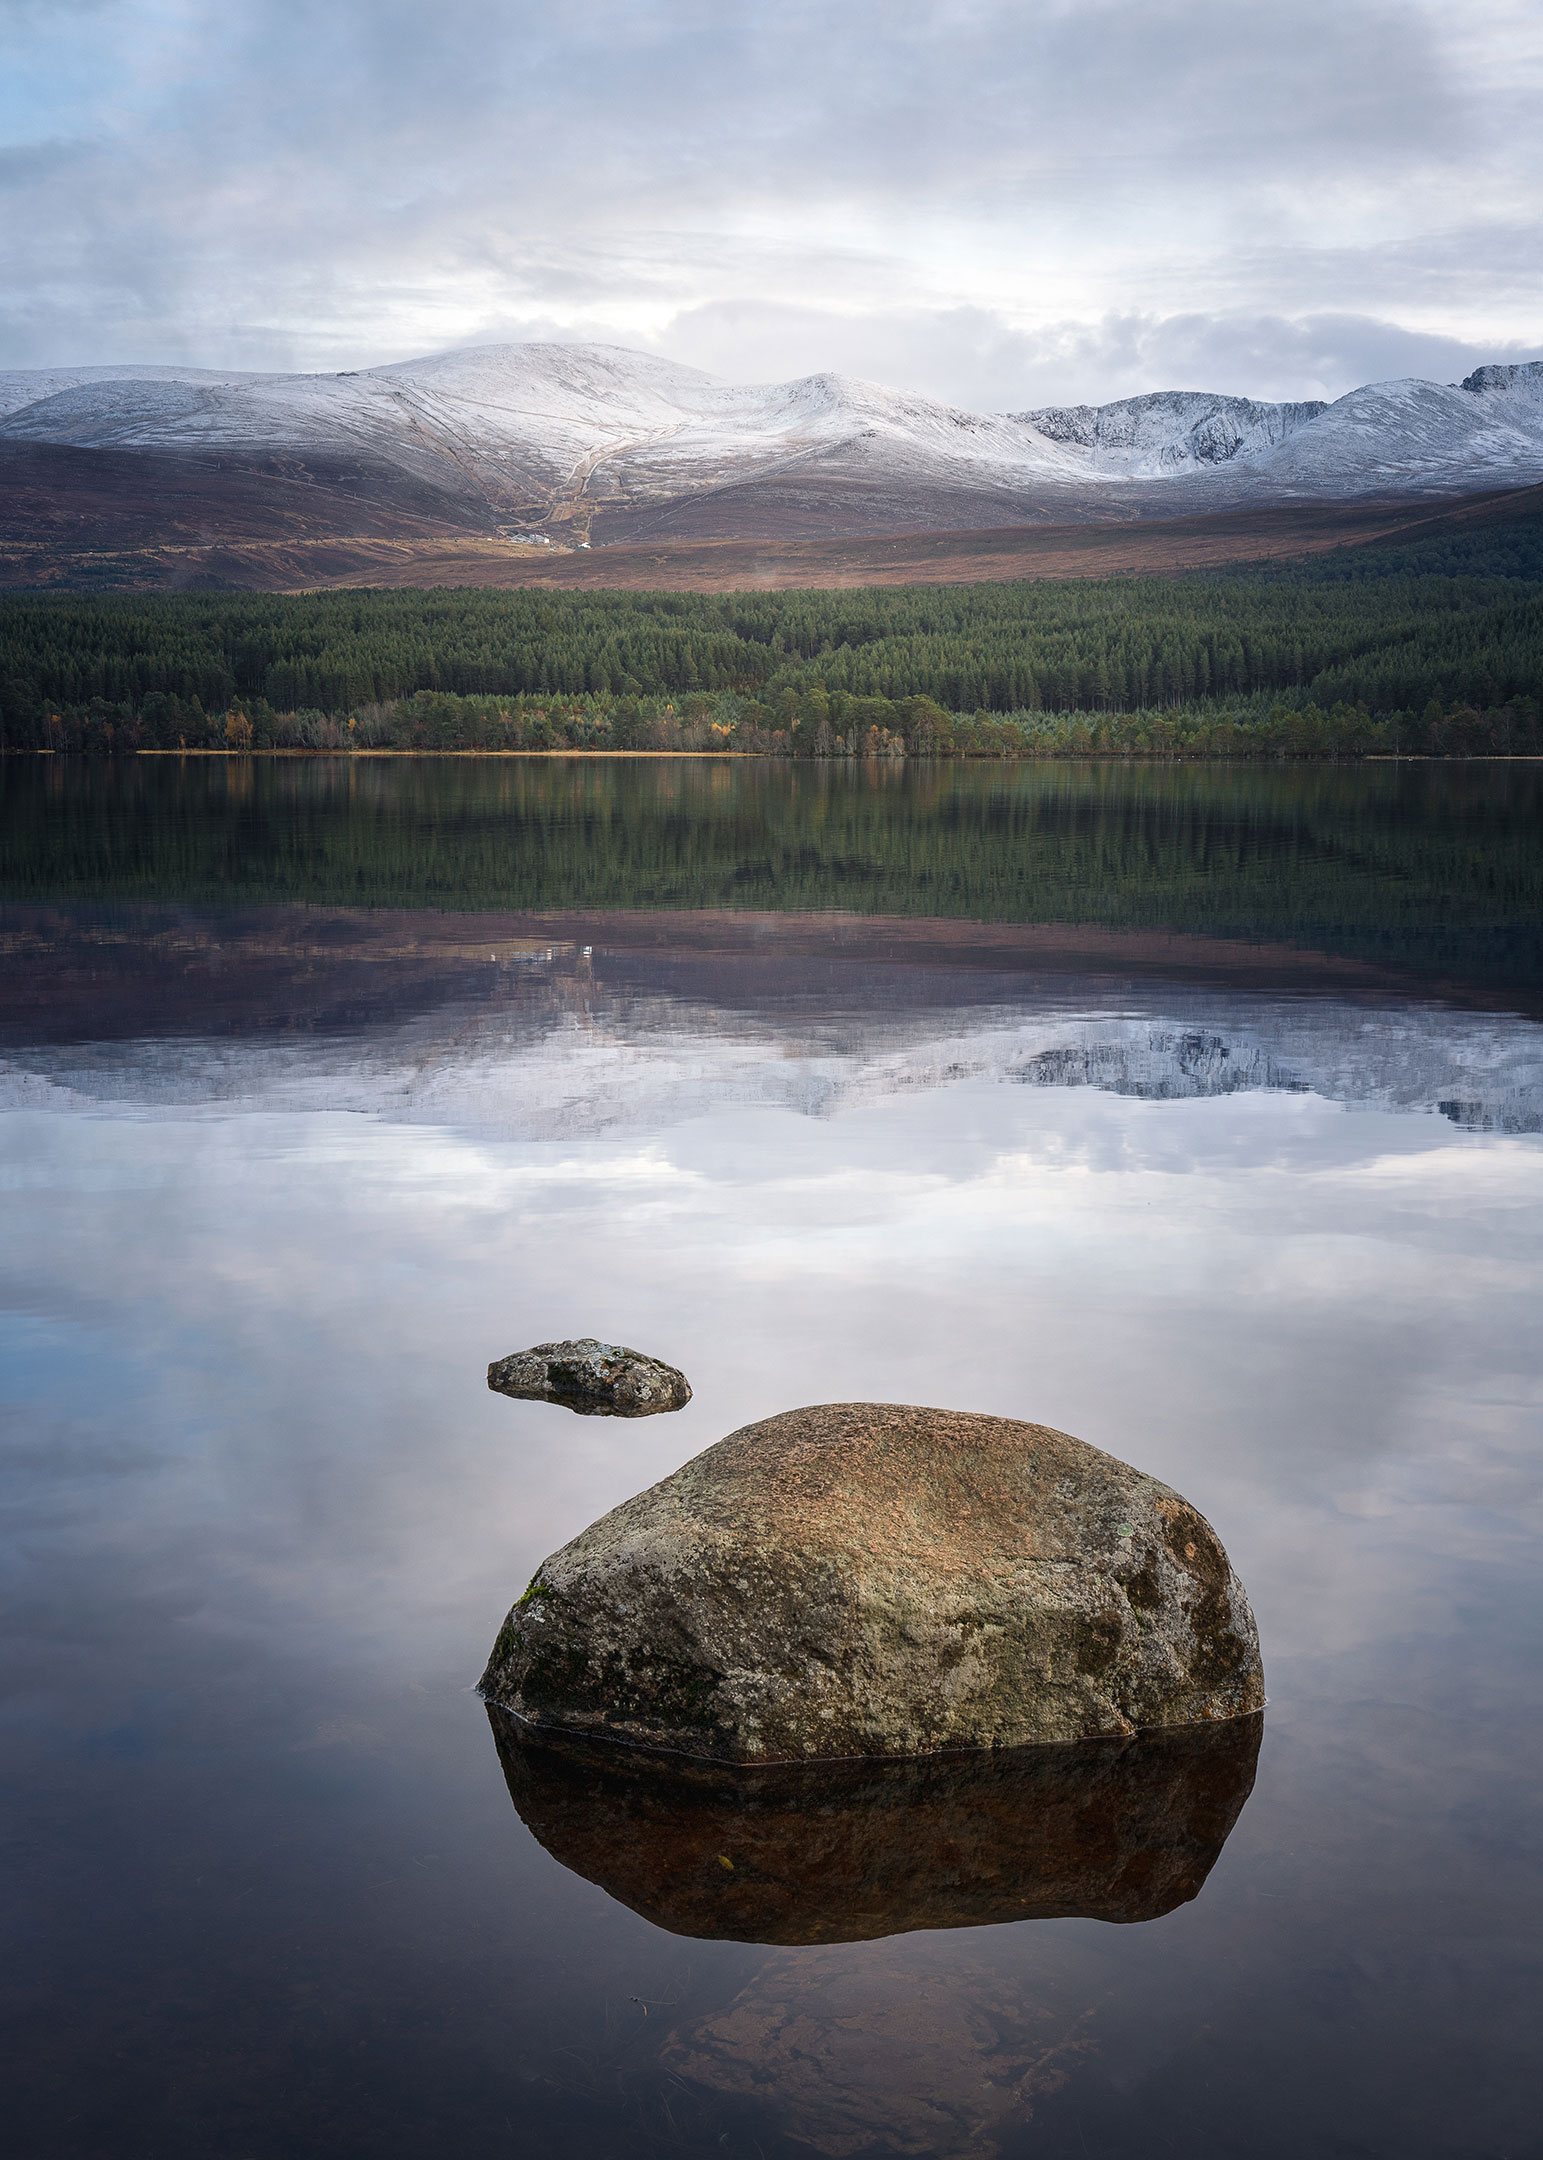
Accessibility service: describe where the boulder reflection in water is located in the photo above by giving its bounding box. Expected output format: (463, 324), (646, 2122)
(489, 1705), (1262, 1945)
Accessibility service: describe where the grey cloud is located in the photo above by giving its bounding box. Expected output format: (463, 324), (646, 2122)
(156, 0), (1476, 209)
(650, 300), (1543, 408)
(1125, 313), (1543, 403)
(0, 1), (1537, 400)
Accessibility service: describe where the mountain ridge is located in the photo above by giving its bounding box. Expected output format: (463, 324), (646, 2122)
(2, 341), (1542, 573)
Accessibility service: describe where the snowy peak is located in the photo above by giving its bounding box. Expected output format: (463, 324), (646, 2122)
(371, 340), (728, 441)
(1460, 360), (1543, 400)
(1241, 370), (1543, 493)
(1010, 391), (1329, 476)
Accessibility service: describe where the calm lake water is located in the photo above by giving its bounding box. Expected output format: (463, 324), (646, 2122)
(2, 757), (1541, 2159)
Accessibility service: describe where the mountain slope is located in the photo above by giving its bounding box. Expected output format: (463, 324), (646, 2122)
(2, 344), (1543, 564)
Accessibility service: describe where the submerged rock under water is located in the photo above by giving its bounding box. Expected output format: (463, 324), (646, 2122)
(480, 1402), (1264, 1757)
(486, 1338), (691, 1418)
(489, 1704), (1263, 1943)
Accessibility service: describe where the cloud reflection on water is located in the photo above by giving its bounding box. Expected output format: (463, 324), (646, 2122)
(1, 908), (1540, 2155)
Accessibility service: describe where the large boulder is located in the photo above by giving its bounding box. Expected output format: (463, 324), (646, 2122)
(487, 1338), (691, 1418)
(489, 1705), (1263, 1942)
(478, 1402), (1264, 1761)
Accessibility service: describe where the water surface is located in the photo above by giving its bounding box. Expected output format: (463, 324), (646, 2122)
(2, 759), (1540, 2158)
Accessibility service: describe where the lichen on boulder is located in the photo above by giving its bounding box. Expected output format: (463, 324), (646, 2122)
(487, 1338), (691, 1418)
(479, 1401), (1263, 1761)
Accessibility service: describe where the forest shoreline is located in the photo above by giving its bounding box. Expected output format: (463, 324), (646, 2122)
(7, 747), (1542, 764)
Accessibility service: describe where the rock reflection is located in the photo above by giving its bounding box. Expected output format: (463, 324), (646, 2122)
(663, 1938), (1106, 2158)
(489, 1704), (1262, 1945)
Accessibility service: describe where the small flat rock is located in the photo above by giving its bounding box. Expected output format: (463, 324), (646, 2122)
(479, 1401), (1264, 1760)
(487, 1338), (691, 1418)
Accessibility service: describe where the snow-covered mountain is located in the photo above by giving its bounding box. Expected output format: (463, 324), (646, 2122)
(3, 342), (1542, 550)
(0, 344), (1098, 540)
(1011, 390), (1329, 476)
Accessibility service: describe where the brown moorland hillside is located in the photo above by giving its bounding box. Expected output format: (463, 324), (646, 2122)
(4, 485), (1540, 594)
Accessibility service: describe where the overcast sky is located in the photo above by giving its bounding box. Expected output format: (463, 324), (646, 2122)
(3, 0), (1541, 406)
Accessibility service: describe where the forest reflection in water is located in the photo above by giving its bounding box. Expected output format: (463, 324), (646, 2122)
(1, 758), (1541, 2158)
(5, 752), (1543, 1001)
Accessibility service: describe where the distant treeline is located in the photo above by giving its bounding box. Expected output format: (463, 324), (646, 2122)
(2, 504), (1541, 757)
